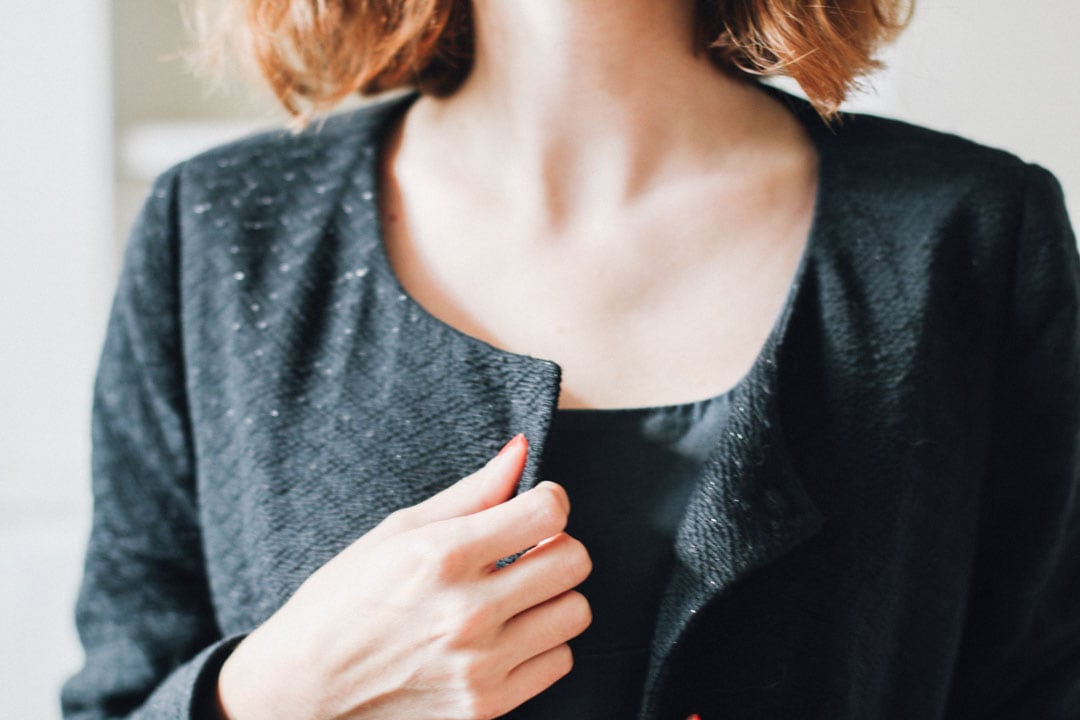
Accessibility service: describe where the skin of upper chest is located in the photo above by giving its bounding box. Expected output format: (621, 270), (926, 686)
(377, 101), (819, 410)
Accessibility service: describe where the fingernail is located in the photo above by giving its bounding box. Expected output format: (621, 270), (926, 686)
(496, 433), (527, 459)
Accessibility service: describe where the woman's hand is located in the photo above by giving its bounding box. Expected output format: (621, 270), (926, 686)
(215, 435), (592, 720)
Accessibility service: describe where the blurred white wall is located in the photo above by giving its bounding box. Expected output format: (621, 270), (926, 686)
(0, 2), (111, 719)
(0, 2), (1077, 719)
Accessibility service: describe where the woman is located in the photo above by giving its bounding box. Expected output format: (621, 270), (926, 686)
(63, 1), (1080, 718)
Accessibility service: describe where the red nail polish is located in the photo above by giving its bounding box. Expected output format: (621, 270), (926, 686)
(496, 433), (526, 458)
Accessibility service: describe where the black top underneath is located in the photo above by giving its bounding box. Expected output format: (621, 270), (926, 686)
(505, 393), (731, 718)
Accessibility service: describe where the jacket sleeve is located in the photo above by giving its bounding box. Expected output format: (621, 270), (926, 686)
(946, 164), (1080, 718)
(61, 168), (243, 719)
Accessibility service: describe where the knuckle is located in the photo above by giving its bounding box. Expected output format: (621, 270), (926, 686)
(377, 507), (411, 534)
(552, 643), (574, 678)
(412, 529), (472, 581)
(530, 484), (568, 532)
(461, 653), (489, 688)
(451, 654), (499, 719)
(561, 537), (593, 582)
(537, 481), (570, 514)
(448, 601), (493, 647)
(438, 544), (473, 578)
(467, 695), (501, 720)
(433, 544), (472, 580)
(566, 591), (593, 634)
(406, 530), (442, 562)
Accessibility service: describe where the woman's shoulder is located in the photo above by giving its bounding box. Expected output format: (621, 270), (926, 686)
(120, 92), (416, 314)
(788, 93), (1075, 342)
(762, 86), (1063, 255)
(125, 91), (417, 281)
(171, 91), (412, 204)
(791, 95), (1071, 271)
(819, 102), (1039, 213)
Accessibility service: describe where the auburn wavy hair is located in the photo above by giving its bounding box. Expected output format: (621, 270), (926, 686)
(194, 0), (912, 123)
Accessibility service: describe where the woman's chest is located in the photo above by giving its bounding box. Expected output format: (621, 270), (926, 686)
(379, 171), (813, 410)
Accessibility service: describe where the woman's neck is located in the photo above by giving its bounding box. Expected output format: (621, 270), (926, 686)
(398, 0), (795, 234)
(464, 0), (704, 122)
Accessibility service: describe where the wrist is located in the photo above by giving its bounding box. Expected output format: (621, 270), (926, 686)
(215, 629), (321, 720)
(191, 637), (248, 720)
(215, 639), (263, 720)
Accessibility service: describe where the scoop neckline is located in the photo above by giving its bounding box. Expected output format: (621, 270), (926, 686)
(359, 83), (832, 412)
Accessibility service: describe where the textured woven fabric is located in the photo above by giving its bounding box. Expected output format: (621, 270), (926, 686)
(63, 87), (1080, 719)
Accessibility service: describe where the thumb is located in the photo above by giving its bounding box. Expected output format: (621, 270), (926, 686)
(372, 434), (528, 539)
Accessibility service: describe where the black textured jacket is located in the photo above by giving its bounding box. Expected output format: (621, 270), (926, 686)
(63, 89), (1080, 719)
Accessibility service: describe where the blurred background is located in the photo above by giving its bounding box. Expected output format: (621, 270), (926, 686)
(1, 1), (1078, 717)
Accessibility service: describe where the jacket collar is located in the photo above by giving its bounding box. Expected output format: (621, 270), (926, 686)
(640, 293), (825, 710)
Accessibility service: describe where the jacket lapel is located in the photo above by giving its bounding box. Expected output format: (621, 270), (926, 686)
(640, 280), (826, 714)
